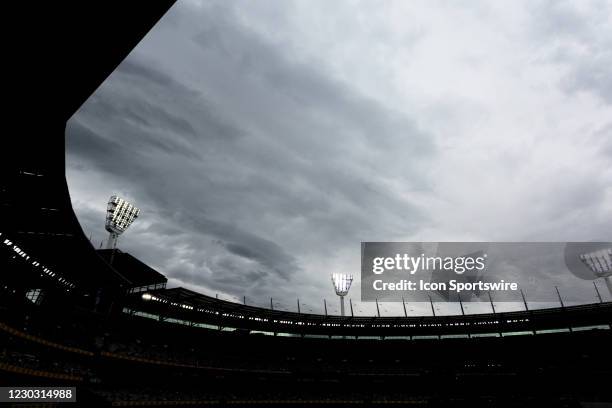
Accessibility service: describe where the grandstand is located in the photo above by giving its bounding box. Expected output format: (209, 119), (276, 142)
(2, 2), (611, 407)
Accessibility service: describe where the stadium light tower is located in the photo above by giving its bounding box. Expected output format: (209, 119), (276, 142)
(331, 273), (353, 317)
(105, 195), (140, 250)
(580, 248), (612, 295)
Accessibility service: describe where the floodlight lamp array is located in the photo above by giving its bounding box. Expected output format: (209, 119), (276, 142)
(580, 248), (612, 277)
(105, 195), (140, 235)
(332, 273), (353, 296)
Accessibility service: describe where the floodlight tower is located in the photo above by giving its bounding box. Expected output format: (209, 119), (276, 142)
(331, 273), (353, 317)
(105, 195), (140, 250)
(580, 248), (612, 295)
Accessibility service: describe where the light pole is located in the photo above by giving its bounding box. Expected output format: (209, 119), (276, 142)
(105, 195), (140, 250)
(331, 273), (353, 317)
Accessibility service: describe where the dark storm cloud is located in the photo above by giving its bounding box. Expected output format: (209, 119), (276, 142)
(89, 63), (198, 137)
(170, 212), (301, 281)
(67, 76), (305, 292)
(67, 121), (124, 162)
(223, 242), (288, 271)
(66, 0), (612, 313)
(189, 8), (434, 158)
(118, 59), (184, 90)
(69, 100), (200, 161)
(69, 47), (423, 297)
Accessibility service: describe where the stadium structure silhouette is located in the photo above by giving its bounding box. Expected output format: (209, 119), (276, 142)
(2, 2), (611, 407)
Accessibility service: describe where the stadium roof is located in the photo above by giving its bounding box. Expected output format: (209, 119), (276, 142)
(97, 249), (167, 288)
(124, 286), (612, 337)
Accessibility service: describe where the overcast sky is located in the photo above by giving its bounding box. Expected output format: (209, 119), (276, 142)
(66, 0), (612, 316)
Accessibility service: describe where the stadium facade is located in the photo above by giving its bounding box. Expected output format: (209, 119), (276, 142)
(2, 2), (611, 406)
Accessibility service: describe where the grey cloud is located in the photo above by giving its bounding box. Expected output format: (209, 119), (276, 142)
(530, 0), (593, 40)
(190, 10), (434, 158)
(528, 1), (612, 104)
(66, 121), (124, 164)
(118, 59), (197, 97)
(66, 0), (612, 313)
(70, 99), (201, 163)
(562, 51), (612, 104)
(223, 241), (295, 277)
